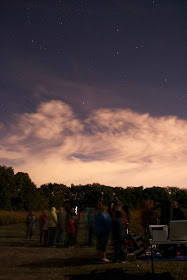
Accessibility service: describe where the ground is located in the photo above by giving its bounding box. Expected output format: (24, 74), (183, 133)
(0, 223), (186, 280)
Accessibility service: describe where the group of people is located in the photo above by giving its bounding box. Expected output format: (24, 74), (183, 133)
(94, 195), (129, 262)
(26, 197), (186, 263)
(25, 195), (130, 263)
(26, 206), (81, 248)
(38, 206), (79, 247)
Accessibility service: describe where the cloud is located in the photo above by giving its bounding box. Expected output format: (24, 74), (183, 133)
(1, 100), (187, 188)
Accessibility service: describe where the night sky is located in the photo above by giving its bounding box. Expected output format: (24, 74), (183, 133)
(1, 0), (187, 188)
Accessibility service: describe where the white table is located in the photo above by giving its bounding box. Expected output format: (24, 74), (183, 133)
(149, 239), (187, 274)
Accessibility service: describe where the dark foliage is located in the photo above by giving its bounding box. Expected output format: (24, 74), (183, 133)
(0, 165), (187, 211)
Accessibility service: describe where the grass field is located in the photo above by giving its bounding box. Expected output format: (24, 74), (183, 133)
(0, 211), (42, 226)
(0, 223), (187, 280)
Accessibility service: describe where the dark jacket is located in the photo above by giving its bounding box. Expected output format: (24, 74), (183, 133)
(57, 213), (63, 229)
(112, 217), (125, 241)
(95, 212), (112, 234)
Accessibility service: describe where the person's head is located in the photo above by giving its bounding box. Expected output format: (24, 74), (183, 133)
(89, 208), (94, 214)
(99, 205), (108, 213)
(116, 204), (122, 211)
(43, 209), (48, 216)
(173, 201), (178, 209)
(70, 207), (75, 213)
(51, 207), (56, 213)
(99, 192), (104, 201)
(58, 207), (63, 213)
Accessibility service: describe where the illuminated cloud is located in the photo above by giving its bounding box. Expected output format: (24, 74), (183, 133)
(1, 100), (187, 188)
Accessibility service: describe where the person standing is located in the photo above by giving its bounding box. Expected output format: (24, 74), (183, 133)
(112, 210), (125, 263)
(65, 207), (75, 246)
(172, 201), (185, 220)
(97, 192), (104, 211)
(88, 208), (95, 246)
(38, 209), (48, 243)
(67, 215), (76, 247)
(43, 210), (50, 246)
(95, 206), (112, 262)
(141, 200), (157, 232)
(56, 207), (64, 244)
(26, 211), (36, 239)
(48, 207), (58, 247)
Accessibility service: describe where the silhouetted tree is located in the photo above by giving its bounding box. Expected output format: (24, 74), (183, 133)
(40, 183), (70, 208)
(0, 165), (17, 210)
(167, 187), (187, 208)
(13, 172), (40, 211)
(143, 187), (170, 207)
(0, 164), (187, 211)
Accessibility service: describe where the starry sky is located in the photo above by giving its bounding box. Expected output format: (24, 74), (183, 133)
(1, 0), (187, 188)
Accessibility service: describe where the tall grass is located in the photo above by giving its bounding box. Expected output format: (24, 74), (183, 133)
(0, 211), (41, 226)
(130, 208), (144, 233)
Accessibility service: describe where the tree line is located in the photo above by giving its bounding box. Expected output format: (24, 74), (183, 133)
(0, 165), (187, 211)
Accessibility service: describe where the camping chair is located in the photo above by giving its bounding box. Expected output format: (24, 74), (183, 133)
(123, 232), (151, 274)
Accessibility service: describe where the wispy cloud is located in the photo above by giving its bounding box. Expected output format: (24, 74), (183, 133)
(1, 100), (187, 187)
